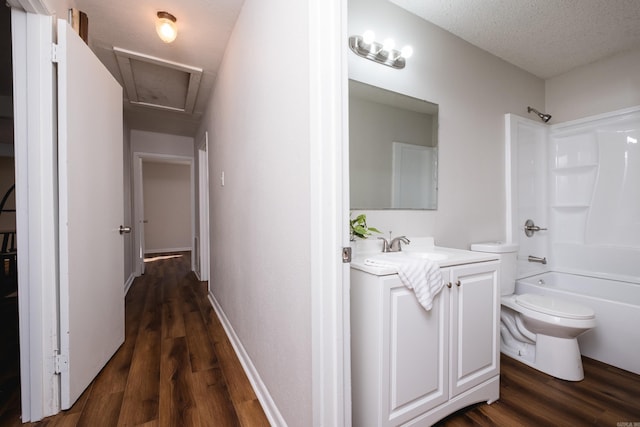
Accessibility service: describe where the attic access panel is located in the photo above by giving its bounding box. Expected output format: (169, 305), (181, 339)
(114, 47), (202, 114)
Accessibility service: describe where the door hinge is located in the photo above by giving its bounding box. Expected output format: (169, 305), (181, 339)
(51, 43), (61, 63)
(54, 353), (69, 374)
(342, 246), (352, 263)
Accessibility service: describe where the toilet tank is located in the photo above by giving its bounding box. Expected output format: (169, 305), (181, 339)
(470, 242), (519, 295)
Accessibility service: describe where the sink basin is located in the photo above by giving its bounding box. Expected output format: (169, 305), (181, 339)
(403, 251), (448, 261)
(373, 251), (448, 262)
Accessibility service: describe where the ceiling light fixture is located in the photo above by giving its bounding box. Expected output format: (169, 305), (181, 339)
(156, 11), (178, 43)
(349, 31), (412, 69)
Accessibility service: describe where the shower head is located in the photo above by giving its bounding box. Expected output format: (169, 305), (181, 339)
(527, 106), (552, 123)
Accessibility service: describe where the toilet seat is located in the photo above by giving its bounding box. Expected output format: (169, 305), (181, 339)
(516, 293), (595, 320)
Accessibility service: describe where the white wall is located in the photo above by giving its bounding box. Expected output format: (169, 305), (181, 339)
(142, 161), (191, 253)
(131, 129), (194, 157)
(46, 0), (75, 17)
(349, 0), (545, 248)
(546, 47), (640, 123)
(197, 0), (313, 424)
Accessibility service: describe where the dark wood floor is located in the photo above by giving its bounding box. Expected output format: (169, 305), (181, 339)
(2, 253), (639, 426)
(438, 353), (640, 426)
(0, 252), (269, 427)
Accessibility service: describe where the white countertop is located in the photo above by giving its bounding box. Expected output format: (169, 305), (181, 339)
(350, 237), (498, 276)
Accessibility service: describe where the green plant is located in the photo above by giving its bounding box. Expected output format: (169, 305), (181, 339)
(350, 214), (381, 240)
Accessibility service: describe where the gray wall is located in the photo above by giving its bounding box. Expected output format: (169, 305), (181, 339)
(349, 0), (545, 248)
(131, 129), (194, 158)
(142, 161), (191, 253)
(197, 0), (313, 424)
(546, 47), (640, 122)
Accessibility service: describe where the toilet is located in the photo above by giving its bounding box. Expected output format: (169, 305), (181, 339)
(470, 242), (596, 381)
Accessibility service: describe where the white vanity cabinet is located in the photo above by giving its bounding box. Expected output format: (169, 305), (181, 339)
(350, 259), (500, 427)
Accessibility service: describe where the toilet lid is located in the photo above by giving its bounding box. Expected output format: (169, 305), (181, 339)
(516, 293), (595, 319)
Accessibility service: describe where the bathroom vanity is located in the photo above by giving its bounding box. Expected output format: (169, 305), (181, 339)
(350, 244), (500, 426)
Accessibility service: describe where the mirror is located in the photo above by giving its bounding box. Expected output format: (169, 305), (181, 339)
(349, 80), (439, 210)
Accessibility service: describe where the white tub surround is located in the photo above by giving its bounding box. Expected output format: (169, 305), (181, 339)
(506, 106), (640, 281)
(350, 240), (500, 426)
(548, 107), (640, 281)
(505, 106), (640, 376)
(505, 114), (549, 279)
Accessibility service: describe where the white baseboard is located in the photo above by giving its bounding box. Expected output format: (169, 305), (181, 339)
(124, 273), (135, 295)
(144, 247), (192, 255)
(207, 292), (286, 427)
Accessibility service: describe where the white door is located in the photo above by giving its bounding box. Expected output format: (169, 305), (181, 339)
(135, 155), (146, 275)
(57, 19), (125, 409)
(198, 132), (210, 281)
(391, 142), (437, 209)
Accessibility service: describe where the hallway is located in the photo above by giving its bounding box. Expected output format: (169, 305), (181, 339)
(6, 252), (269, 426)
(6, 251), (638, 426)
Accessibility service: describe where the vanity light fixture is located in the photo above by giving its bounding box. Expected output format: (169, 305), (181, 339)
(156, 11), (178, 43)
(349, 31), (413, 69)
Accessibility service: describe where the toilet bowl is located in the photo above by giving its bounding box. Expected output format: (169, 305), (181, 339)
(500, 293), (595, 381)
(470, 242), (596, 381)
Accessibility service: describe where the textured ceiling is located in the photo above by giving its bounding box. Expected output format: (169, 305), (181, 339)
(75, 0), (244, 137)
(389, 0), (640, 79)
(71, 0), (640, 137)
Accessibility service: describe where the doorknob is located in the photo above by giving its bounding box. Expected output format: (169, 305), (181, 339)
(119, 225), (132, 235)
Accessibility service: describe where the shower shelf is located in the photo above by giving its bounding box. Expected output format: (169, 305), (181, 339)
(551, 164), (598, 172)
(550, 205), (590, 209)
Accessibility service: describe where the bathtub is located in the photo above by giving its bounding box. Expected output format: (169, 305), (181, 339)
(516, 271), (640, 375)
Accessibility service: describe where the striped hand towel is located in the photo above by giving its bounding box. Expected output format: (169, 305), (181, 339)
(364, 257), (444, 310)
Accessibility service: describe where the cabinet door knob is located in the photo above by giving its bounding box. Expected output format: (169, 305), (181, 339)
(456, 280), (461, 287)
(446, 282), (452, 288)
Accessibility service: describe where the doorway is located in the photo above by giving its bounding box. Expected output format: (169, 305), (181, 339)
(196, 132), (209, 282)
(133, 153), (195, 276)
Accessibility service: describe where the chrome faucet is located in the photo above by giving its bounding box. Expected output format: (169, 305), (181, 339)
(378, 237), (390, 252)
(390, 236), (410, 252)
(528, 255), (547, 265)
(378, 235), (410, 252)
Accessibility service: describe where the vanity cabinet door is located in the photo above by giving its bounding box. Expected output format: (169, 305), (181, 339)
(383, 276), (449, 425)
(448, 262), (500, 397)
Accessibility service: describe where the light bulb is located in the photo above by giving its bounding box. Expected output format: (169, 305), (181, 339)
(156, 11), (177, 43)
(400, 45), (413, 59)
(382, 38), (395, 52)
(159, 22), (175, 40)
(362, 30), (375, 44)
